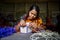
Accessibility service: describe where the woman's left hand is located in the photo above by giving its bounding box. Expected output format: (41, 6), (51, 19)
(30, 22), (37, 29)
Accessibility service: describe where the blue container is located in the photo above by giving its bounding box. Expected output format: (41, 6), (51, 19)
(0, 26), (16, 38)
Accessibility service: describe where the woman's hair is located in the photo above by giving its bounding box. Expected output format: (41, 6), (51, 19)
(24, 4), (40, 20)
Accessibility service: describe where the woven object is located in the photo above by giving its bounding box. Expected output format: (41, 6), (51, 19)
(30, 31), (60, 40)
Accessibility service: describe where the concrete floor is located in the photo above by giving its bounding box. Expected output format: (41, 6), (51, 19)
(0, 33), (32, 40)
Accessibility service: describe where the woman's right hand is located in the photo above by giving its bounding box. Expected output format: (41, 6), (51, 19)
(14, 19), (26, 32)
(20, 20), (26, 27)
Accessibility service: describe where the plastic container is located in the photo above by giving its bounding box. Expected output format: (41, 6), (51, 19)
(20, 22), (32, 33)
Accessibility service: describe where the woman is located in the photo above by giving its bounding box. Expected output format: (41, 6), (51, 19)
(15, 4), (46, 33)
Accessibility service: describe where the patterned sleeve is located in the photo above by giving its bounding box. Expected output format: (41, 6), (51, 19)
(37, 18), (46, 30)
(37, 18), (43, 27)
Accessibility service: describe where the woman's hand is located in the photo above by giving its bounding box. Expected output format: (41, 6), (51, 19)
(29, 22), (37, 29)
(29, 22), (38, 32)
(20, 20), (26, 27)
(14, 20), (26, 32)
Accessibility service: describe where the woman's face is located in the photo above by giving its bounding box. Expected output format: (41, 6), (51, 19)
(28, 9), (37, 19)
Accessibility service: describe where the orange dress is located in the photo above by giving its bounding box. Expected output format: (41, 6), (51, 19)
(25, 18), (43, 28)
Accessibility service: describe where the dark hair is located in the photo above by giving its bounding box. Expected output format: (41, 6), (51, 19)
(24, 4), (40, 20)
